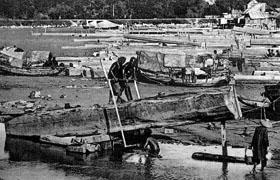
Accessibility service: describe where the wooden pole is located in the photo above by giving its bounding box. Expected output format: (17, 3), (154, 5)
(100, 59), (128, 148)
(221, 120), (228, 156)
(133, 67), (141, 99)
(134, 80), (141, 99)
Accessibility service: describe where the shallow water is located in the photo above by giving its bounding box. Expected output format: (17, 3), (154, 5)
(1, 123), (280, 180)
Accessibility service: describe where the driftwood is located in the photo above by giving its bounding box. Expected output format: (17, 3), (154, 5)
(192, 152), (245, 163)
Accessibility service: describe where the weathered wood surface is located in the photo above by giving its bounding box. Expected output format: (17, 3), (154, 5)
(6, 87), (241, 137)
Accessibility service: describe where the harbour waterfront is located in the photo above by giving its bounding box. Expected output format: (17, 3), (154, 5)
(1, 124), (280, 180)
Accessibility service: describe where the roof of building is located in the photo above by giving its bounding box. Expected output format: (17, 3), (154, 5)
(243, 1), (278, 19)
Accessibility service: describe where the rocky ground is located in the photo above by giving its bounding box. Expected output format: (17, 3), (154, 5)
(1, 74), (280, 154)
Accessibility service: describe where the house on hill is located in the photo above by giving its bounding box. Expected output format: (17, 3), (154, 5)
(240, 0), (279, 30)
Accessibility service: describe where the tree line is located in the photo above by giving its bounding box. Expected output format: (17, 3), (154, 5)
(0, 0), (279, 20)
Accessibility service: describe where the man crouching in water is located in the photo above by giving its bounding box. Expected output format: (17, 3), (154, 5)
(143, 128), (161, 158)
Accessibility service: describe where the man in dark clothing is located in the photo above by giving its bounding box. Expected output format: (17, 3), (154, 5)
(250, 119), (271, 171)
(120, 57), (137, 101)
(108, 57), (126, 104)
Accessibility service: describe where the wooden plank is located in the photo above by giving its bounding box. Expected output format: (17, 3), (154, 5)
(124, 34), (201, 47)
(61, 45), (108, 49)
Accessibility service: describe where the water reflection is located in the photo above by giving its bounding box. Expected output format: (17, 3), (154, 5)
(0, 123), (9, 160)
(1, 135), (280, 180)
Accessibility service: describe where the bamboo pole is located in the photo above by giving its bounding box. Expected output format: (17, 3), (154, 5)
(100, 59), (128, 148)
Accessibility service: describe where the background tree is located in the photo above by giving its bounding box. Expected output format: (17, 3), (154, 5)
(0, 0), (279, 19)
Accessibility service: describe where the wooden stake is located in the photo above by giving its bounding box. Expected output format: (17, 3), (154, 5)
(221, 120), (228, 156)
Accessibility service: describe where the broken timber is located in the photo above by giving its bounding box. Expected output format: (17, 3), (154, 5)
(6, 86), (241, 137)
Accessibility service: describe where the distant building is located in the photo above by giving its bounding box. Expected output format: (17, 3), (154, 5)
(239, 0), (279, 29)
(205, 15), (220, 19)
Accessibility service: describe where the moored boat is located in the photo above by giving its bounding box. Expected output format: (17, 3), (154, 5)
(0, 63), (65, 76)
(135, 50), (230, 87)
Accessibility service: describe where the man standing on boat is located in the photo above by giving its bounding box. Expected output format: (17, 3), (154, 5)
(108, 56), (126, 104)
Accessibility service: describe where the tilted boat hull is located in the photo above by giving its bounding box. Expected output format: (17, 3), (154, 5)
(6, 87), (241, 137)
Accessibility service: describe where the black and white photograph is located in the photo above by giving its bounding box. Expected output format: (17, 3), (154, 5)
(1, 0), (280, 179)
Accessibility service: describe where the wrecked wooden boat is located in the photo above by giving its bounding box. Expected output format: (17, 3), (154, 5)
(0, 63), (65, 76)
(136, 50), (230, 87)
(263, 84), (280, 102)
(6, 86), (242, 137)
(237, 96), (270, 108)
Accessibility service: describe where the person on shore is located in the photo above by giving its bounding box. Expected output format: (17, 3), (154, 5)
(181, 67), (186, 83)
(275, 50), (280, 57)
(266, 49), (271, 57)
(250, 119), (272, 172)
(108, 56), (126, 104)
(212, 50), (219, 72)
(143, 128), (160, 158)
(120, 57), (137, 101)
(191, 68), (196, 83)
(270, 49), (275, 57)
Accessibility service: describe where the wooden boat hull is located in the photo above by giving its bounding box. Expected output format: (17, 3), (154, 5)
(135, 50), (229, 87)
(6, 87), (242, 137)
(136, 70), (229, 87)
(0, 63), (65, 76)
(238, 96), (270, 108)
